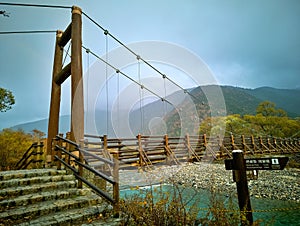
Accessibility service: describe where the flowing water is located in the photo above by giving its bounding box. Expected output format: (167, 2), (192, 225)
(120, 184), (300, 226)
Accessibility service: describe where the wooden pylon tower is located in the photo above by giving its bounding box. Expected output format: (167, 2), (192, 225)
(46, 6), (84, 163)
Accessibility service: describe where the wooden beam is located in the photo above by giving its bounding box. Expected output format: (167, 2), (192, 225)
(47, 30), (63, 164)
(54, 62), (71, 85)
(70, 5), (84, 145)
(58, 23), (71, 47)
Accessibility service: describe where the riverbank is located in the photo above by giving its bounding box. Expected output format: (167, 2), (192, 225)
(169, 162), (300, 202)
(119, 162), (300, 202)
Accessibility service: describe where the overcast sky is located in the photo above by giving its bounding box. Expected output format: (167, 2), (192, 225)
(0, 0), (299, 130)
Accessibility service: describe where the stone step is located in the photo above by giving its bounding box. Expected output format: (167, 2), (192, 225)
(0, 169), (69, 181)
(0, 188), (92, 210)
(0, 193), (102, 225)
(81, 217), (122, 226)
(0, 180), (77, 200)
(0, 169), (114, 225)
(0, 174), (75, 189)
(16, 204), (111, 226)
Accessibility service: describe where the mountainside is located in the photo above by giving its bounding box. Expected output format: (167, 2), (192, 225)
(188, 85), (300, 117)
(10, 115), (70, 135)
(244, 87), (300, 117)
(9, 86), (300, 136)
(190, 85), (263, 116)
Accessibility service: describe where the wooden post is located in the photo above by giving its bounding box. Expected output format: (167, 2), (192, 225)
(100, 135), (108, 190)
(259, 137), (264, 153)
(78, 139), (84, 189)
(47, 30), (63, 166)
(137, 134), (143, 167)
(113, 152), (120, 216)
(32, 143), (38, 169)
(37, 142), (44, 168)
(70, 6), (84, 146)
(57, 134), (63, 170)
(251, 135), (256, 153)
(65, 132), (71, 165)
(241, 135), (247, 155)
(203, 134), (208, 158)
(185, 133), (192, 162)
(232, 150), (253, 225)
(230, 134), (235, 151)
(164, 134), (171, 164)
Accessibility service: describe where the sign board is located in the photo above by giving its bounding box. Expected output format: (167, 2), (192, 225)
(225, 157), (289, 171)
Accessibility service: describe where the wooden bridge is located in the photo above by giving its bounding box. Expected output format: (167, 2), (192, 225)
(82, 133), (300, 169)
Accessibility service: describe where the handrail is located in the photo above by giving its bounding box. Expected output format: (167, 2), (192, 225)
(82, 133), (300, 168)
(15, 142), (44, 170)
(53, 135), (119, 213)
(54, 156), (115, 203)
(55, 135), (79, 148)
(79, 148), (114, 166)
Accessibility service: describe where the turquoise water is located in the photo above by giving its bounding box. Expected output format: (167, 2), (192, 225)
(120, 185), (300, 226)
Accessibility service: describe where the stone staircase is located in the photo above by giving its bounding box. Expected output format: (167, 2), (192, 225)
(0, 168), (119, 226)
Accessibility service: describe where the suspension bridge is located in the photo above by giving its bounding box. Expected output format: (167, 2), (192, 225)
(1, 3), (299, 225)
(43, 5), (299, 210)
(43, 5), (300, 163)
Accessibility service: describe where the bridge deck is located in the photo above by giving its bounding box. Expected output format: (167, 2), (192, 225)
(83, 134), (300, 169)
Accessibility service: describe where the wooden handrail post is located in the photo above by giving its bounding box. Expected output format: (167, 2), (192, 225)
(241, 135), (246, 155)
(259, 137), (264, 153)
(78, 139), (84, 189)
(164, 134), (170, 164)
(112, 151), (120, 216)
(103, 135), (108, 152)
(203, 134), (207, 157)
(57, 134), (63, 170)
(32, 143), (38, 169)
(185, 133), (192, 162)
(137, 134), (143, 167)
(65, 132), (71, 165)
(40, 141), (45, 168)
(36, 142), (43, 168)
(218, 135), (223, 159)
(231, 134), (235, 151)
(251, 135), (256, 153)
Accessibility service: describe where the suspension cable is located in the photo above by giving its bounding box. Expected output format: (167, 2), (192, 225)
(62, 42), (71, 67)
(105, 32), (109, 135)
(163, 76), (168, 116)
(82, 12), (199, 101)
(85, 48), (90, 130)
(81, 45), (172, 106)
(0, 2), (71, 9)
(138, 58), (144, 133)
(116, 70), (120, 133)
(0, 30), (57, 35)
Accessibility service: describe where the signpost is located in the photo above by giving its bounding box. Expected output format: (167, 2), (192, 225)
(224, 151), (289, 225)
(225, 156), (289, 171)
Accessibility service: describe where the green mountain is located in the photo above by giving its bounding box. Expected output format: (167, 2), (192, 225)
(189, 85), (300, 117)
(9, 86), (300, 137)
(244, 87), (300, 117)
(10, 115), (70, 135)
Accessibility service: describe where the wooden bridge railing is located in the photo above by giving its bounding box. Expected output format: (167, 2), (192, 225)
(15, 142), (44, 170)
(53, 134), (119, 213)
(83, 134), (300, 168)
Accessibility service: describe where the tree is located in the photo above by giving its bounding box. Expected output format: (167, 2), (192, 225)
(0, 129), (33, 170)
(32, 129), (45, 142)
(256, 101), (287, 117)
(198, 101), (300, 138)
(0, 87), (15, 112)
